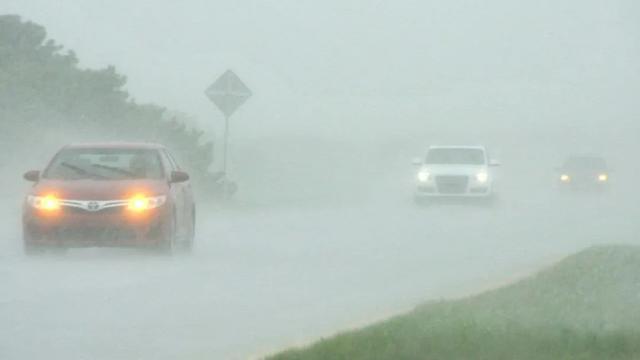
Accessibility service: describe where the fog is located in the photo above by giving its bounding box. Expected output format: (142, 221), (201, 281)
(1, 1), (639, 359)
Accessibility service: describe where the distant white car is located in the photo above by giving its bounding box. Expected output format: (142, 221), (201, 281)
(413, 146), (499, 203)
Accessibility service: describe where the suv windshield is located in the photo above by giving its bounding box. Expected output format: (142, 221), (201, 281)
(425, 148), (485, 165)
(44, 148), (164, 180)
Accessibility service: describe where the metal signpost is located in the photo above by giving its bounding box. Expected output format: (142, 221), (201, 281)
(204, 70), (252, 196)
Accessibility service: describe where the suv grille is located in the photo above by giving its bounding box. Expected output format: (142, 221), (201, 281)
(436, 176), (469, 194)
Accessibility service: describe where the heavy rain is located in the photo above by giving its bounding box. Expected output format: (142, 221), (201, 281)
(1, 1), (639, 359)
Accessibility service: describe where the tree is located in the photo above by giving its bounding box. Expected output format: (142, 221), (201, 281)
(0, 15), (216, 193)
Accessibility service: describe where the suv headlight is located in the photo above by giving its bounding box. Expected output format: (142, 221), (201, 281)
(476, 172), (489, 183)
(417, 170), (430, 182)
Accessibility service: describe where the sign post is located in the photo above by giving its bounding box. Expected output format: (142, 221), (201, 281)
(204, 70), (252, 196)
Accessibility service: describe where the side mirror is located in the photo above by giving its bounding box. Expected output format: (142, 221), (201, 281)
(23, 170), (40, 182)
(412, 157), (423, 166)
(170, 170), (189, 183)
(489, 160), (501, 167)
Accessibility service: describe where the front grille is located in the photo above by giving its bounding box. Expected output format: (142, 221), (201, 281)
(62, 206), (125, 215)
(54, 226), (136, 242)
(436, 175), (469, 194)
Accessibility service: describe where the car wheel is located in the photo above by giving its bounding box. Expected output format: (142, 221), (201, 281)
(23, 243), (45, 256)
(182, 207), (195, 253)
(157, 211), (177, 255)
(23, 227), (43, 256)
(23, 243), (67, 256)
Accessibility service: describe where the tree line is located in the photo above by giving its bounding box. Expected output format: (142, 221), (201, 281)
(0, 15), (219, 193)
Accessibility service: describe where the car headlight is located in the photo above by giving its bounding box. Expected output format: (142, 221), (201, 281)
(27, 195), (61, 211)
(560, 174), (570, 182)
(417, 170), (430, 182)
(597, 174), (608, 182)
(476, 172), (489, 183)
(127, 195), (167, 212)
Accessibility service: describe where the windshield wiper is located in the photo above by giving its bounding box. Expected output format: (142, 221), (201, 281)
(60, 162), (109, 179)
(91, 164), (137, 178)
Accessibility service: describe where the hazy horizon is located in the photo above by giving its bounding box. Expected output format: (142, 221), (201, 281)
(3, 0), (638, 143)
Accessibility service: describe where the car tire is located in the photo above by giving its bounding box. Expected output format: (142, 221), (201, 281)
(182, 207), (195, 253)
(157, 211), (177, 255)
(23, 243), (45, 256)
(23, 227), (43, 256)
(24, 243), (67, 256)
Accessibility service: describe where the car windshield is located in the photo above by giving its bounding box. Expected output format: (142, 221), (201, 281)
(563, 156), (607, 171)
(44, 148), (164, 180)
(425, 148), (485, 165)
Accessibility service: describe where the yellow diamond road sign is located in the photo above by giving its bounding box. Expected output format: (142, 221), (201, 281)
(205, 70), (252, 118)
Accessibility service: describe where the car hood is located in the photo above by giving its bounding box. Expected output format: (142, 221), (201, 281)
(420, 165), (487, 176)
(30, 179), (169, 200)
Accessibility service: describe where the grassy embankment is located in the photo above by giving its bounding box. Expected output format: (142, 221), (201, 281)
(269, 245), (640, 360)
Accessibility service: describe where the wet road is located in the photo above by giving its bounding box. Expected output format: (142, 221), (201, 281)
(1, 187), (636, 359)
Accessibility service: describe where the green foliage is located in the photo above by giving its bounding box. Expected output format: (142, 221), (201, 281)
(0, 15), (215, 192)
(272, 321), (640, 360)
(269, 245), (640, 360)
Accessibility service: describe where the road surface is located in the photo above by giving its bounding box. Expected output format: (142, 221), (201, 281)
(1, 186), (636, 359)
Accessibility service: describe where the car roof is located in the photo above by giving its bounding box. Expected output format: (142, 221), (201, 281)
(64, 142), (166, 150)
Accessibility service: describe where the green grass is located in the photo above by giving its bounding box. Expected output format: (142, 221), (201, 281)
(268, 245), (640, 360)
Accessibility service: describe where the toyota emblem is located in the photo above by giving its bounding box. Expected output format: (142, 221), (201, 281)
(87, 201), (100, 211)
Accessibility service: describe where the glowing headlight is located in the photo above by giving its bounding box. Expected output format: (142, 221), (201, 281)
(127, 195), (167, 212)
(27, 195), (60, 210)
(597, 174), (608, 182)
(417, 170), (430, 182)
(476, 172), (489, 183)
(560, 174), (570, 182)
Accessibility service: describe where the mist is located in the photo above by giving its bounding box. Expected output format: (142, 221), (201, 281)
(1, 1), (639, 359)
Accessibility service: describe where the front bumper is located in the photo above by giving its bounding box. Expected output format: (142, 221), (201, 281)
(415, 188), (492, 198)
(22, 204), (170, 248)
(558, 180), (608, 191)
(415, 175), (493, 198)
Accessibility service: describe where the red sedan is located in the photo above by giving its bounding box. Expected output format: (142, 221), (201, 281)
(22, 143), (196, 255)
